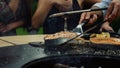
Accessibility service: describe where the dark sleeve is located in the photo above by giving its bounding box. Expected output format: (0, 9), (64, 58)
(15, 0), (32, 29)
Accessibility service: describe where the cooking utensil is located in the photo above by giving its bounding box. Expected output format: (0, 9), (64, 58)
(49, 8), (107, 18)
(44, 38), (70, 46)
(29, 42), (44, 47)
(72, 20), (89, 34)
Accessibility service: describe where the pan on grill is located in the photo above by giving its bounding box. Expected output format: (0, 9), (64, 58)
(44, 31), (85, 47)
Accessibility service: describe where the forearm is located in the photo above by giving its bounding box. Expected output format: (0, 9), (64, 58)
(93, 0), (112, 16)
(32, 0), (54, 29)
(91, 6), (103, 17)
(7, 20), (24, 30)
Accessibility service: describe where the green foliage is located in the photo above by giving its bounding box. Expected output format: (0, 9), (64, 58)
(16, 28), (29, 35)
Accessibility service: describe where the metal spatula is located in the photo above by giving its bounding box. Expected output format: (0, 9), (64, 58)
(72, 20), (88, 34)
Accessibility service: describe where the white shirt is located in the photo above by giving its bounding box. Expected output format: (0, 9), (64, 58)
(94, 0), (112, 16)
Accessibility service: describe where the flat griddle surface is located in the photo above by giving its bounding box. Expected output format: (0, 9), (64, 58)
(0, 42), (120, 68)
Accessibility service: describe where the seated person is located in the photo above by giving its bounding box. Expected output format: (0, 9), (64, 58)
(32, 0), (101, 34)
(0, 0), (31, 36)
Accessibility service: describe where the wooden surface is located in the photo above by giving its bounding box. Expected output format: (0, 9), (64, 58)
(0, 35), (45, 47)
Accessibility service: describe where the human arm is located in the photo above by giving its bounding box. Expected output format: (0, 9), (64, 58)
(105, 0), (120, 22)
(79, 0), (111, 26)
(100, 22), (114, 32)
(0, 21), (23, 33)
(32, 0), (53, 29)
(100, 0), (120, 32)
(0, 0), (27, 33)
(79, 6), (103, 26)
(32, 0), (72, 29)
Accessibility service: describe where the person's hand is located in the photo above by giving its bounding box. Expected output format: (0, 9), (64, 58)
(0, 23), (12, 33)
(105, 0), (120, 22)
(100, 22), (114, 32)
(79, 6), (102, 26)
(0, 21), (23, 33)
(79, 12), (98, 26)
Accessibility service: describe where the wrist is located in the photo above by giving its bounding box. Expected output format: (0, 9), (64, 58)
(7, 21), (23, 29)
(91, 6), (103, 17)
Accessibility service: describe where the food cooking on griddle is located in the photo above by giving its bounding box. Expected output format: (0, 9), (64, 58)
(44, 31), (78, 40)
(90, 32), (110, 38)
(44, 31), (85, 45)
(90, 32), (120, 45)
(90, 37), (120, 45)
(44, 31), (120, 45)
(44, 31), (84, 40)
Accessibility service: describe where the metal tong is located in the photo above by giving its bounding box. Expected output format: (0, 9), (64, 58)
(72, 20), (89, 34)
(49, 8), (107, 18)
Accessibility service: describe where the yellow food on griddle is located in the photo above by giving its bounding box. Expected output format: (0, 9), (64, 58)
(44, 31), (77, 40)
(101, 32), (110, 38)
(90, 34), (96, 38)
(90, 32), (110, 38)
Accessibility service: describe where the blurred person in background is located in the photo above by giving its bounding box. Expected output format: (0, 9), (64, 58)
(0, 0), (31, 36)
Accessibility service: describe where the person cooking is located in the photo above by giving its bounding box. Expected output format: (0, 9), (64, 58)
(32, 0), (101, 34)
(80, 0), (120, 33)
(100, 0), (120, 32)
(79, 0), (111, 31)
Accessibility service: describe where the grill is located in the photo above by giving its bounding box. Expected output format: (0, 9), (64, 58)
(22, 54), (120, 68)
(23, 42), (120, 68)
